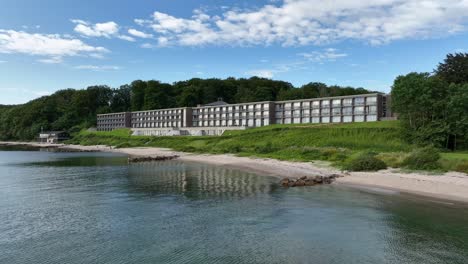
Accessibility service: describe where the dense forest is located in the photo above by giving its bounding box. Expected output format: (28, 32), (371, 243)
(391, 53), (468, 150)
(0, 78), (372, 140)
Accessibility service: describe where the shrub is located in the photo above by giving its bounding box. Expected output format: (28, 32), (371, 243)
(344, 152), (387, 171)
(455, 161), (468, 174)
(255, 142), (276, 154)
(376, 152), (407, 168)
(402, 146), (441, 170)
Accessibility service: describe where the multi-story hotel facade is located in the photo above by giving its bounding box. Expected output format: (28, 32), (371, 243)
(97, 93), (394, 136)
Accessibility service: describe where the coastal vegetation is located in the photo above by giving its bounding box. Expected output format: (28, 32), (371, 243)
(68, 121), (468, 173)
(0, 78), (372, 141)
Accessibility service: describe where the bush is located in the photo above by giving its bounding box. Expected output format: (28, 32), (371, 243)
(344, 152), (387, 171)
(255, 142), (276, 154)
(455, 161), (468, 174)
(376, 152), (407, 168)
(402, 147), (441, 170)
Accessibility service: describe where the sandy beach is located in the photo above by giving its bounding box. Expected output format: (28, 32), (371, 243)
(2, 141), (468, 203)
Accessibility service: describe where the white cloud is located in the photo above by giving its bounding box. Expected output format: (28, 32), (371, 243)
(37, 56), (63, 64)
(128, 29), (153, 38)
(72, 20), (119, 37)
(74, 65), (121, 71)
(0, 30), (108, 62)
(140, 43), (156, 49)
(246, 69), (274, 78)
(72, 20), (135, 42)
(135, 0), (468, 47)
(117, 35), (135, 42)
(298, 48), (348, 62)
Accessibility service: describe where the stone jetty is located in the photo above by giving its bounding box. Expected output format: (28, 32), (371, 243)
(128, 155), (179, 163)
(280, 174), (343, 187)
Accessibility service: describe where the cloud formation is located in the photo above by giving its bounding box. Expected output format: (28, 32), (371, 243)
(128, 29), (153, 38)
(72, 20), (135, 41)
(74, 65), (121, 71)
(0, 30), (108, 63)
(135, 0), (468, 47)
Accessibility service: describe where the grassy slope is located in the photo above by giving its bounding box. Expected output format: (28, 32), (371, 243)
(69, 121), (468, 172)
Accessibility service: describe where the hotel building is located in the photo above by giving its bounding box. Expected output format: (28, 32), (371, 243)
(97, 93), (393, 136)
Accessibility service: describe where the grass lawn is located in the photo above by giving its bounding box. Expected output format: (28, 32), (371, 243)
(68, 120), (467, 173)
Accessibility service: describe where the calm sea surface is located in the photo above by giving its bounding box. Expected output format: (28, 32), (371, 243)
(0, 148), (467, 264)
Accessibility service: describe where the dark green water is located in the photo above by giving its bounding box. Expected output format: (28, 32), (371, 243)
(1, 149), (468, 264)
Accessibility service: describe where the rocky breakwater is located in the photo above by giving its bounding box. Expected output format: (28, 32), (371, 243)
(128, 155), (179, 163)
(280, 174), (343, 187)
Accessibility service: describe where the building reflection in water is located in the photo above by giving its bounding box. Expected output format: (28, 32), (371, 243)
(127, 160), (279, 199)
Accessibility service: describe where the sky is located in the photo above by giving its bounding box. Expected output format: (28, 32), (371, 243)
(0, 0), (467, 105)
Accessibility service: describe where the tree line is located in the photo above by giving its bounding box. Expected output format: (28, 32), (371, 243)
(0, 77), (372, 140)
(391, 53), (468, 150)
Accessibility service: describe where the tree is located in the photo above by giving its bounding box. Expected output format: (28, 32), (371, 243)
(391, 72), (468, 150)
(130, 80), (146, 111)
(435, 53), (468, 85)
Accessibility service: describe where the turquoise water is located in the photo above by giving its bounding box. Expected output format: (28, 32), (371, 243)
(0, 149), (467, 264)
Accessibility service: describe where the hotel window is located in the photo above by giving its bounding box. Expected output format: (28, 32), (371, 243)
(354, 115), (365, 122)
(332, 99), (341, 107)
(332, 116), (341, 123)
(332, 108), (341, 115)
(366, 96), (377, 104)
(343, 107), (353, 115)
(367, 105), (377, 114)
(354, 106), (364, 114)
(367, 115), (377, 122)
(355, 97), (365, 105)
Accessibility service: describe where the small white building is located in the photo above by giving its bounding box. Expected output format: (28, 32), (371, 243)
(38, 131), (70, 144)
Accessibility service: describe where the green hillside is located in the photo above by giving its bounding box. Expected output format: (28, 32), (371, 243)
(69, 120), (468, 173)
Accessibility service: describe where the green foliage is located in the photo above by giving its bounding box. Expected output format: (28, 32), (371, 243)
(376, 152), (407, 168)
(455, 161), (468, 174)
(69, 121), (406, 163)
(1, 77), (374, 140)
(343, 152), (387, 171)
(402, 147), (441, 170)
(391, 72), (468, 150)
(435, 52), (468, 85)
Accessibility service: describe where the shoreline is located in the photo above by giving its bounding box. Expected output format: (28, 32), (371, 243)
(2, 141), (468, 204)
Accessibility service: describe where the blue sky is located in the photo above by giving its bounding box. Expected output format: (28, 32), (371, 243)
(0, 0), (467, 104)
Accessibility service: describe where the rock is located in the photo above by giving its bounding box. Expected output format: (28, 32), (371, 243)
(295, 180), (306, 186)
(281, 178), (290, 186)
(305, 181), (316, 186)
(314, 176), (323, 183)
